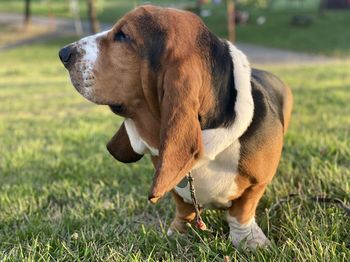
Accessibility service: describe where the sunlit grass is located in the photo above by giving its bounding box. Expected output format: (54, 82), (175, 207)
(0, 38), (349, 260)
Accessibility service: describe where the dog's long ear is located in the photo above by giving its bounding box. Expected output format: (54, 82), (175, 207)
(107, 122), (143, 163)
(149, 64), (203, 203)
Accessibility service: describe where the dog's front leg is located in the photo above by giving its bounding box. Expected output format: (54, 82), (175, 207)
(150, 156), (197, 236)
(167, 190), (197, 236)
(227, 183), (270, 248)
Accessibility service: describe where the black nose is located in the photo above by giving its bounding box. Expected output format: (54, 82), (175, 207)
(59, 46), (72, 67)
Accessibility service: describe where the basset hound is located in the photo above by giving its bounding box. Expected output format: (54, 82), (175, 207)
(59, 5), (293, 248)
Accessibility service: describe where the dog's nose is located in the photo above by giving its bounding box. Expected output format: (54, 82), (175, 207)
(59, 46), (72, 67)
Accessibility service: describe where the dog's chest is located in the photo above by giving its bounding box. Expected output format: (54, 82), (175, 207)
(174, 141), (240, 208)
(124, 119), (242, 208)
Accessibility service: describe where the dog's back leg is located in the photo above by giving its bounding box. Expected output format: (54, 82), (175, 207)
(227, 120), (284, 248)
(227, 183), (270, 248)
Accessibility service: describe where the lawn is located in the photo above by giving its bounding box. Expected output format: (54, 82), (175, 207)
(0, 35), (349, 260)
(205, 7), (350, 57)
(1, 0), (350, 56)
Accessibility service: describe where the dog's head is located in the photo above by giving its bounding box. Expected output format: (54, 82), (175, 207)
(59, 5), (232, 203)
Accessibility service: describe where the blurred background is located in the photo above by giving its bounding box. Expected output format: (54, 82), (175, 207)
(0, 0), (349, 260)
(1, 0), (350, 57)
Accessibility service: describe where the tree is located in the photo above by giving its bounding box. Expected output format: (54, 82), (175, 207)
(227, 0), (236, 43)
(24, 0), (31, 29)
(70, 0), (83, 35)
(87, 0), (100, 34)
(318, 0), (327, 17)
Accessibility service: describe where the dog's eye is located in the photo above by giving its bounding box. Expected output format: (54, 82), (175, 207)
(114, 30), (129, 42)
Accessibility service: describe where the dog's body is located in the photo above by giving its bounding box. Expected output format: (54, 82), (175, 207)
(59, 5), (292, 248)
(175, 67), (292, 209)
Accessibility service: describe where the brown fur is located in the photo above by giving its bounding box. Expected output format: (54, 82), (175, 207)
(230, 124), (284, 224)
(66, 6), (293, 234)
(228, 183), (268, 224)
(82, 6), (219, 202)
(228, 105), (287, 224)
(149, 62), (205, 202)
(101, 6), (292, 216)
(169, 190), (197, 233)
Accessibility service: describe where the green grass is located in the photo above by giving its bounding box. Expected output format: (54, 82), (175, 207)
(0, 38), (349, 261)
(202, 5), (350, 57)
(1, 0), (350, 56)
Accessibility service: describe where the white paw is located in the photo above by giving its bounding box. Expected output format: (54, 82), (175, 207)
(227, 215), (270, 249)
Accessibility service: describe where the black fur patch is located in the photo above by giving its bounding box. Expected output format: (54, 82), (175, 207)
(251, 69), (285, 126)
(239, 69), (286, 145)
(197, 27), (237, 129)
(241, 84), (267, 140)
(137, 13), (167, 71)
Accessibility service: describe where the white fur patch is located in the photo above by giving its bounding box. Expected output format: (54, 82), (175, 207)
(175, 140), (241, 208)
(124, 119), (159, 156)
(196, 41), (254, 162)
(80, 31), (109, 64)
(227, 214), (270, 248)
(74, 30), (109, 99)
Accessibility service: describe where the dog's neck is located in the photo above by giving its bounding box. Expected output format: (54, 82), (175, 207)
(197, 42), (254, 162)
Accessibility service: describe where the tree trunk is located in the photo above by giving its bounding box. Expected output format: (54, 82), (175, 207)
(71, 0), (83, 35)
(318, 0), (326, 17)
(227, 0), (235, 43)
(87, 0), (100, 34)
(24, 0), (31, 28)
(47, 0), (56, 30)
(196, 0), (203, 15)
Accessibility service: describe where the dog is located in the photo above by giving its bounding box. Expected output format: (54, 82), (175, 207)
(59, 5), (292, 248)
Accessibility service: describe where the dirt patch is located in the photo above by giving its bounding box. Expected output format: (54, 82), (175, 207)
(0, 21), (50, 47)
